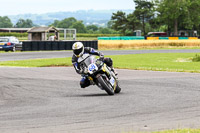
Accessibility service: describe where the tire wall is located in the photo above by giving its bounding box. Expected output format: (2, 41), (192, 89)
(22, 41), (98, 51)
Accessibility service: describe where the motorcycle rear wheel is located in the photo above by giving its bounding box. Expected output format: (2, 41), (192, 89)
(97, 76), (114, 95)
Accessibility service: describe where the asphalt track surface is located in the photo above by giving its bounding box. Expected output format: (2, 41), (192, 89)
(0, 67), (200, 133)
(1, 49), (200, 61)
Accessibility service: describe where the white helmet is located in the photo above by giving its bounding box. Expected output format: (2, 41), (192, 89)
(72, 42), (84, 57)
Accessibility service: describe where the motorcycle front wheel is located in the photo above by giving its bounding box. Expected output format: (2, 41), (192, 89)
(97, 75), (114, 95)
(115, 83), (121, 94)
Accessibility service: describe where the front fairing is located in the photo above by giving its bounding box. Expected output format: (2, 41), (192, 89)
(78, 54), (97, 73)
(78, 54), (96, 65)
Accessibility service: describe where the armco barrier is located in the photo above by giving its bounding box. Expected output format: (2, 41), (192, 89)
(147, 37), (159, 40)
(98, 36), (200, 41)
(179, 37), (188, 40)
(159, 37), (169, 40)
(188, 37), (198, 40)
(22, 41), (98, 51)
(168, 37), (179, 40)
(98, 36), (145, 40)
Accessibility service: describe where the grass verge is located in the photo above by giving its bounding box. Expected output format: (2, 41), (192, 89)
(0, 53), (200, 73)
(110, 53), (200, 73)
(0, 58), (72, 67)
(152, 129), (200, 133)
(125, 129), (200, 133)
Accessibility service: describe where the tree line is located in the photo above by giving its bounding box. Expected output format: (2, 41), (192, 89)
(0, 17), (35, 28)
(0, 16), (118, 34)
(1, 0), (200, 36)
(49, 17), (118, 34)
(111, 0), (200, 36)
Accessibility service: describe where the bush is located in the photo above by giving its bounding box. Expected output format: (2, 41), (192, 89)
(192, 54), (200, 62)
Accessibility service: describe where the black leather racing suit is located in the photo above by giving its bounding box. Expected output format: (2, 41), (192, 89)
(72, 47), (113, 88)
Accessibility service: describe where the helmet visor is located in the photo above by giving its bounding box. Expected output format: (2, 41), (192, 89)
(73, 47), (83, 56)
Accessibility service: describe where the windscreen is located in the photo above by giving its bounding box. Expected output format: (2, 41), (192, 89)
(83, 56), (96, 67)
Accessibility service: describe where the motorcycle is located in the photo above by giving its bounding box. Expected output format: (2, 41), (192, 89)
(78, 54), (121, 95)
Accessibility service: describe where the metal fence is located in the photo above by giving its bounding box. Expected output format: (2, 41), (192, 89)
(22, 41), (98, 51)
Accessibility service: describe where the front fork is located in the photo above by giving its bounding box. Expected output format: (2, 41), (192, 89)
(102, 64), (117, 80)
(101, 64), (117, 91)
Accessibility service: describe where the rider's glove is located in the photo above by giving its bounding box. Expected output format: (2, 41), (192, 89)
(83, 68), (88, 74)
(78, 69), (84, 74)
(99, 54), (104, 61)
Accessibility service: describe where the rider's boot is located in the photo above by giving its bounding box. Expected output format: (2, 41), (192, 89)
(111, 67), (118, 76)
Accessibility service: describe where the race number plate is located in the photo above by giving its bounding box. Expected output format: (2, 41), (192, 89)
(110, 77), (115, 86)
(88, 63), (98, 74)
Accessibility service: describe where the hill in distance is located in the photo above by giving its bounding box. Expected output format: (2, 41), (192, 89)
(8, 9), (133, 27)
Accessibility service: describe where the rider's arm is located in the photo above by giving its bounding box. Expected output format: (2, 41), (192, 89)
(73, 62), (82, 74)
(72, 56), (83, 74)
(85, 47), (104, 58)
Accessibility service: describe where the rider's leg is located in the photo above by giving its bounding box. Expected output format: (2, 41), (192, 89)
(110, 66), (118, 76)
(103, 58), (118, 76)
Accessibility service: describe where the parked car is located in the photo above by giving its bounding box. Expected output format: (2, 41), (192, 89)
(0, 36), (22, 52)
(147, 32), (167, 37)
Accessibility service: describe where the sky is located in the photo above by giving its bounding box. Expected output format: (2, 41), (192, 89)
(0, 0), (135, 16)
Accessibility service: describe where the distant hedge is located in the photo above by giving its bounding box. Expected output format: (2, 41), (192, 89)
(0, 32), (120, 38)
(0, 32), (28, 37)
(76, 33), (120, 37)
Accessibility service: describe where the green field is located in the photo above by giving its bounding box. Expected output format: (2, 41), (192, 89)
(0, 53), (200, 73)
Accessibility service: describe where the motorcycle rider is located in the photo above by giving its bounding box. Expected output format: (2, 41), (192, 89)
(72, 42), (117, 88)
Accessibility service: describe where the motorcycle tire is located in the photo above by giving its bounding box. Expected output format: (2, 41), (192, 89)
(97, 75), (114, 95)
(115, 83), (121, 94)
